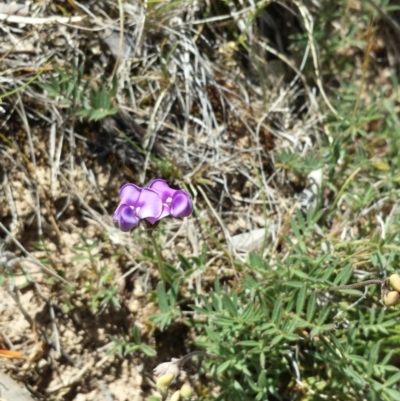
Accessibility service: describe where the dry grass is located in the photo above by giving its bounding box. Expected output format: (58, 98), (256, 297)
(0, 0), (399, 400)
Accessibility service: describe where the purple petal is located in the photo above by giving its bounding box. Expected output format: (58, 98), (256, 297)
(146, 204), (171, 223)
(118, 205), (140, 231)
(171, 190), (193, 218)
(136, 188), (163, 220)
(120, 183), (141, 205)
(148, 179), (176, 202)
(112, 203), (123, 221)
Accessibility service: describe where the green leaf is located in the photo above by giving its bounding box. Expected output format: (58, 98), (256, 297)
(241, 304), (259, 322)
(284, 333), (299, 341)
(237, 340), (260, 347)
(78, 107), (118, 121)
(248, 377), (260, 393)
(333, 263), (353, 286)
(293, 270), (311, 280)
(368, 341), (380, 376)
(384, 370), (400, 388)
(320, 323), (335, 332)
(260, 352), (266, 369)
(140, 345), (156, 357)
(343, 366), (366, 387)
(257, 370), (267, 389)
(290, 217), (302, 241)
(339, 289), (363, 296)
(216, 316), (235, 326)
(270, 335), (283, 348)
(296, 284), (307, 315)
(284, 281), (304, 289)
(317, 304), (331, 325)
(384, 388), (400, 400)
(248, 253), (268, 270)
(223, 295), (239, 317)
(307, 292), (316, 322)
(178, 254), (193, 271)
(272, 297), (283, 325)
(310, 326), (320, 337)
(233, 380), (244, 392)
(217, 360), (233, 374)
(347, 354), (366, 363)
(156, 283), (169, 313)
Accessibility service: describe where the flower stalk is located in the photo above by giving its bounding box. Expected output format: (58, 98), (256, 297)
(315, 274), (400, 308)
(316, 279), (385, 293)
(148, 229), (167, 283)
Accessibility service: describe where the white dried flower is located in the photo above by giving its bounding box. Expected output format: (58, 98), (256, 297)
(153, 358), (181, 378)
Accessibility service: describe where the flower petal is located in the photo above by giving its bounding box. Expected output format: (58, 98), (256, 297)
(112, 203), (123, 221)
(136, 188), (163, 220)
(146, 204), (171, 223)
(118, 205), (140, 231)
(148, 179), (176, 202)
(171, 190), (193, 218)
(120, 183), (141, 205)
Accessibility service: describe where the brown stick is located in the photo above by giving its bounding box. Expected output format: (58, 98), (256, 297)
(315, 279), (385, 293)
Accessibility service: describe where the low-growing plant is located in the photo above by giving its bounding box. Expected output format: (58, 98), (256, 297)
(109, 326), (156, 358)
(71, 235), (120, 312)
(111, 172), (400, 401)
(40, 62), (118, 121)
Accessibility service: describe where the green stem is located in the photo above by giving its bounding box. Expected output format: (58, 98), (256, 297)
(149, 232), (167, 283)
(0, 66), (46, 103)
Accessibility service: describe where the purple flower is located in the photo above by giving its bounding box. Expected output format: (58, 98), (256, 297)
(147, 179), (193, 223)
(113, 183), (163, 231)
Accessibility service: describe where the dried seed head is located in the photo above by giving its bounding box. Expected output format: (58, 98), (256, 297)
(170, 390), (181, 401)
(154, 359), (181, 378)
(389, 274), (400, 292)
(180, 382), (192, 398)
(383, 290), (400, 307)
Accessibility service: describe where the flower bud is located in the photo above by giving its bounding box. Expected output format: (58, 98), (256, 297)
(180, 383), (192, 398)
(383, 290), (400, 307)
(390, 274), (400, 292)
(156, 373), (174, 395)
(170, 390), (181, 401)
